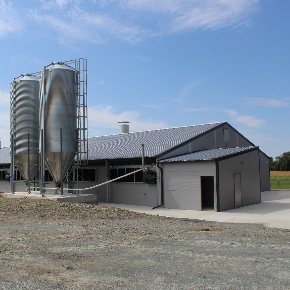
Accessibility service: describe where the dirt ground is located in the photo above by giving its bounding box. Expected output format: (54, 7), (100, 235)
(1, 196), (290, 290)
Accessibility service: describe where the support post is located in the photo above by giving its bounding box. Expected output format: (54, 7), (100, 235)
(40, 129), (45, 196)
(76, 128), (79, 195)
(106, 160), (110, 203)
(60, 128), (63, 196)
(10, 133), (15, 194)
(27, 133), (31, 194)
(141, 144), (145, 183)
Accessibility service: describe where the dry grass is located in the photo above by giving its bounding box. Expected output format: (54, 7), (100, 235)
(270, 171), (290, 176)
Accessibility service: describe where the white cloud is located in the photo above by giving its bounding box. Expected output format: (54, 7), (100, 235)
(242, 132), (288, 158)
(175, 78), (208, 101)
(224, 109), (264, 127)
(0, 0), (22, 37)
(27, 0), (259, 44)
(39, 0), (76, 10)
(181, 106), (264, 128)
(30, 6), (152, 45)
(55, 0), (71, 7)
(10, 54), (44, 68)
(244, 98), (289, 108)
(88, 105), (167, 136)
(0, 91), (10, 105)
(170, 0), (258, 32)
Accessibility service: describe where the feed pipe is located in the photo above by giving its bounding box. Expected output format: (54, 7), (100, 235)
(42, 168), (144, 191)
(152, 162), (164, 209)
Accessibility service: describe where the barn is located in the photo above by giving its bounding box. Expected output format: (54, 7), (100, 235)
(0, 121), (270, 212)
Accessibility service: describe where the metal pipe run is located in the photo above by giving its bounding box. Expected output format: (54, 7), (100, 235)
(41, 168), (144, 192)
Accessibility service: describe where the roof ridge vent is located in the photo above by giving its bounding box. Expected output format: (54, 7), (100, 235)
(118, 121), (130, 134)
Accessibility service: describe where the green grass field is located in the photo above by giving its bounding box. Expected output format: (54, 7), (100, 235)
(270, 176), (290, 189)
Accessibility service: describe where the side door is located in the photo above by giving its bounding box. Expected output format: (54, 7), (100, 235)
(234, 173), (241, 208)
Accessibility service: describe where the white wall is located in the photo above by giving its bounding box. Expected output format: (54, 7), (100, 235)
(110, 182), (158, 207)
(218, 150), (261, 211)
(162, 161), (216, 210)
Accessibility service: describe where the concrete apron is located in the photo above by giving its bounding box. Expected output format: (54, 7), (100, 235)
(1, 187), (290, 230)
(100, 190), (290, 230)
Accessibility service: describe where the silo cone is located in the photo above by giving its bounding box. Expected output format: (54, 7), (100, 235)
(12, 75), (40, 181)
(40, 63), (78, 183)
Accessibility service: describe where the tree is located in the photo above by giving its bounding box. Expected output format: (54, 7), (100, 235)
(269, 157), (277, 171)
(271, 152), (290, 171)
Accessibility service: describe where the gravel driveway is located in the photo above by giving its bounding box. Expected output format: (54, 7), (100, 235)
(1, 196), (290, 289)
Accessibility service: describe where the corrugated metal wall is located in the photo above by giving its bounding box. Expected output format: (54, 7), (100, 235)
(161, 125), (253, 159)
(218, 150), (261, 211)
(259, 152), (270, 191)
(162, 161), (216, 210)
(110, 183), (158, 207)
(83, 166), (107, 199)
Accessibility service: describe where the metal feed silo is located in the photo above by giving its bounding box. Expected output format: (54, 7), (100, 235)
(40, 63), (78, 183)
(11, 75), (40, 181)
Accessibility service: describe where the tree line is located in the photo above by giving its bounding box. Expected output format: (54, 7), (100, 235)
(270, 151), (290, 171)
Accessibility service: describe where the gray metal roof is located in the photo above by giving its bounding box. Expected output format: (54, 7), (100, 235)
(0, 147), (10, 164)
(88, 122), (224, 160)
(158, 146), (256, 162)
(0, 122), (224, 164)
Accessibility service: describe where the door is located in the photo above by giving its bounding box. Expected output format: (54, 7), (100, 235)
(234, 173), (241, 208)
(201, 176), (214, 209)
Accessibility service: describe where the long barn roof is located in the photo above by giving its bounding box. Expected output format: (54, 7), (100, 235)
(87, 122), (224, 160)
(0, 147), (10, 164)
(0, 122), (226, 164)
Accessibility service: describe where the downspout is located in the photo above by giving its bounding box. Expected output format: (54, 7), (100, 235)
(258, 148), (261, 202)
(215, 160), (220, 212)
(152, 161), (164, 209)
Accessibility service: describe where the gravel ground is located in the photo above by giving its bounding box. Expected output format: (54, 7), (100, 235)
(1, 196), (290, 290)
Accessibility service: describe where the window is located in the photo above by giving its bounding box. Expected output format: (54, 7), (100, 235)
(76, 168), (97, 182)
(135, 169), (143, 182)
(45, 170), (53, 181)
(64, 168), (97, 182)
(223, 128), (230, 142)
(0, 170), (8, 180)
(110, 168), (118, 180)
(125, 168), (135, 182)
(110, 167), (143, 183)
(14, 169), (24, 181)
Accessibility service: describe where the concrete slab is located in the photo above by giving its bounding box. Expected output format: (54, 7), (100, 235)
(0, 192), (98, 204)
(100, 190), (290, 230)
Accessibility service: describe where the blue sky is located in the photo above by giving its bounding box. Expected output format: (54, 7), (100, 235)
(0, 0), (289, 159)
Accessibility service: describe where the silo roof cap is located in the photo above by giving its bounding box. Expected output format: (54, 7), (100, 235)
(44, 62), (76, 71)
(14, 74), (39, 82)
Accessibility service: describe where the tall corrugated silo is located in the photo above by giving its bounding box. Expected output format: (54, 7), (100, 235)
(11, 75), (40, 181)
(39, 63), (78, 183)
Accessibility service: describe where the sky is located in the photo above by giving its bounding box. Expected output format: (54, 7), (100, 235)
(0, 0), (289, 159)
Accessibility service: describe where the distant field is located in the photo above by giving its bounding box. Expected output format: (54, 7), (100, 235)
(271, 175), (290, 189)
(270, 171), (290, 176)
